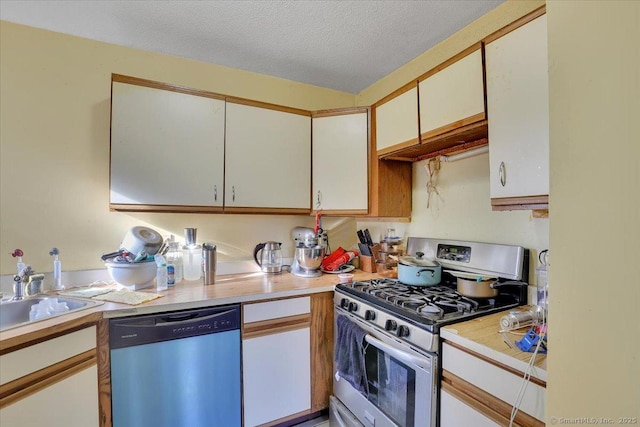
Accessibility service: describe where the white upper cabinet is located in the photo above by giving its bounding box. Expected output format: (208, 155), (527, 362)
(225, 101), (311, 210)
(110, 79), (225, 207)
(375, 86), (419, 154)
(419, 47), (485, 138)
(486, 14), (549, 201)
(312, 109), (368, 213)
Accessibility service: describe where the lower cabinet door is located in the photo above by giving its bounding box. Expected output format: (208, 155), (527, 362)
(440, 389), (500, 427)
(243, 327), (311, 426)
(0, 364), (98, 427)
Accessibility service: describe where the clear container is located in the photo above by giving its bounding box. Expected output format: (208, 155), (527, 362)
(183, 245), (202, 281)
(166, 241), (184, 284)
(183, 228), (202, 281)
(156, 264), (168, 291)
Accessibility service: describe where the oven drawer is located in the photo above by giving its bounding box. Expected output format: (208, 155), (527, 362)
(441, 341), (545, 425)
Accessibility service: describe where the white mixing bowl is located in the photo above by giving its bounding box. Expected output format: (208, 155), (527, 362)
(105, 260), (156, 290)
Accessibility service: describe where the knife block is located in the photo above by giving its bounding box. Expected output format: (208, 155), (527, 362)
(359, 255), (375, 273)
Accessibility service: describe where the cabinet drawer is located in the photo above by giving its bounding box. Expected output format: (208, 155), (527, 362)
(440, 389), (500, 427)
(442, 341), (545, 422)
(0, 326), (96, 385)
(243, 297), (311, 323)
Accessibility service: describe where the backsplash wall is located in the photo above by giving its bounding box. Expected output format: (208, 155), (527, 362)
(358, 153), (550, 282)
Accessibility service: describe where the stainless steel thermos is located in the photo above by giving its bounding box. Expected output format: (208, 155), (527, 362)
(202, 243), (217, 285)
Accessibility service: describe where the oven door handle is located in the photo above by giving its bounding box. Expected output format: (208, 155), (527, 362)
(365, 334), (432, 372)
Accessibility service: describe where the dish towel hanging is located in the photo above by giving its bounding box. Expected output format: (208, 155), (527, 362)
(335, 314), (369, 397)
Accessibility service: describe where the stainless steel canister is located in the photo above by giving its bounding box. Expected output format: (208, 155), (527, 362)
(202, 243), (217, 285)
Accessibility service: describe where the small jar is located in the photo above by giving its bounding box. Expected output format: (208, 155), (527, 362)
(166, 241), (184, 284)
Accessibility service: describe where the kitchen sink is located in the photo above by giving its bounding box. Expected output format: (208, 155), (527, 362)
(0, 296), (104, 332)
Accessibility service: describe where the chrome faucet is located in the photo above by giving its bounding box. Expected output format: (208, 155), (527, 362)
(11, 265), (44, 301)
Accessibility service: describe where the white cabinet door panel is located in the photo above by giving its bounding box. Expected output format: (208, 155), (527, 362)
(111, 82), (225, 206)
(243, 328), (311, 426)
(443, 342), (546, 422)
(312, 112), (368, 211)
(440, 389), (500, 427)
(487, 15), (549, 199)
(419, 49), (485, 135)
(375, 87), (419, 152)
(0, 365), (99, 427)
(225, 103), (311, 209)
(243, 296), (310, 323)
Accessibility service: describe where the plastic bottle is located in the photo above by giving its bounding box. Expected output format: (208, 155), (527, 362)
(165, 236), (183, 284)
(182, 228), (202, 281)
(49, 247), (64, 290)
(154, 254), (168, 291)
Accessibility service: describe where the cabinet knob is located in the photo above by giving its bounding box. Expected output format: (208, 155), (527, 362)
(499, 161), (507, 187)
(316, 191), (322, 209)
(232, 186), (236, 202)
(214, 185), (217, 202)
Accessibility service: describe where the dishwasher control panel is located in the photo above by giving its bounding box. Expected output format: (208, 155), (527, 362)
(110, 304), (240, 349)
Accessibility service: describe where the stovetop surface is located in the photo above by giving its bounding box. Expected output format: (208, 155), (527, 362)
(335, 278), (523, 331)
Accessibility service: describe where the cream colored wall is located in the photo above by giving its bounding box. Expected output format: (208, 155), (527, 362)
(357, 0), (549, 280)
(356, 0), (545, 106)
(546, 0), (640, 421)
(0, 21), (355, 275)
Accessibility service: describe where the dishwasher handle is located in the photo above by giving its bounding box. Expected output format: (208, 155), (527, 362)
(155, 309), (236, 325)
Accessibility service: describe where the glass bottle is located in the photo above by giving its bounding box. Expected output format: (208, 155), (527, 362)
(166, 237), (184, 285)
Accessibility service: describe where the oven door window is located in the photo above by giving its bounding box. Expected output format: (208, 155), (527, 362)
(365, 344), (416, 427)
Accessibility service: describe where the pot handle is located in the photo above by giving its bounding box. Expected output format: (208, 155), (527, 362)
(416, 268), (435, 278)
(491, 280), (528, 289)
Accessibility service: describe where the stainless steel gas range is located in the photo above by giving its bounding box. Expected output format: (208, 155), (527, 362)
(331, 238), (529, 427)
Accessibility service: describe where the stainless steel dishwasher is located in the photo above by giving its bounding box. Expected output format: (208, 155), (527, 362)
(110, 304), (241, 427)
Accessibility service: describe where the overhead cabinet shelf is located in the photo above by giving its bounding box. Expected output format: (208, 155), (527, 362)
(376, 43), (488, 163)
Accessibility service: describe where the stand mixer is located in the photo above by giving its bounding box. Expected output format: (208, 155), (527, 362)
(290, 227), (327, 277)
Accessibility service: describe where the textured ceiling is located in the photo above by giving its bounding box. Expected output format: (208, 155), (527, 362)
(0, 0), (504, 94)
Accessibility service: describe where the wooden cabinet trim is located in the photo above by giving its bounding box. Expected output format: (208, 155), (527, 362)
(417, 42), (483, 83)
(0, 313), (100, 355)
(443, 340), (546, 388)
(310, 292), (333, 412)
(0, 349), (96, 408)
(223, 206), (311, 215)
(376, 137), (421, 157)
(242, 313), (311, 339)
(373, 80), (418, 108)
(112, 74), (226, 101)
(419, 112), (486, 141)
(442, 369), (544, 427)
(97, 319), (112, 427)
(491, 195), (549, 211)
(110, 204), (225, 213)
(226, 96), (311, 117)
(312, 106), (369, 118)
(311, 208), (368, 216)
(483, 6), (546, 44)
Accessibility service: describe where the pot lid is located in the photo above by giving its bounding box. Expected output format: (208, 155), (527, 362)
(398, 252), (440, 267)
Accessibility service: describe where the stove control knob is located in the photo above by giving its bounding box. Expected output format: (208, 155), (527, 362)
(340, 298), (349, 309)
(385, 319), (397, 331)
(348, 302), (358, 312)
(396, 325), (410, 338)
(365, 310), (376, 321)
